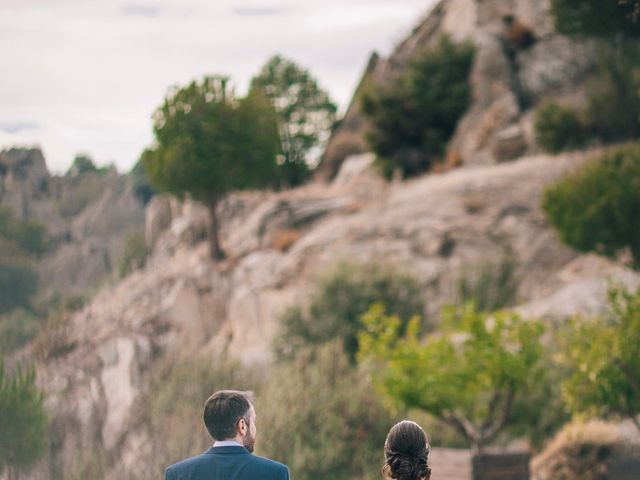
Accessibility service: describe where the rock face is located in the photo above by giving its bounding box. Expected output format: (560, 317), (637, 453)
(31, 147), (640, 479)
(318, 0), (597, 178)
(0, 148), (145, 294)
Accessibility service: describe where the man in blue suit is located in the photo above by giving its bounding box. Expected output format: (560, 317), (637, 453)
(165, 390), (290, 480)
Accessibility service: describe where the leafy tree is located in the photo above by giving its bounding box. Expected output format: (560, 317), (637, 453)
(0, 362), (48, 479)
(558, 286), (640, 432)
(142, 76), (281, 259)
(274, 262), (424, 362)
(250, 55), (337, 187)
(542, 144), (640, 268)
(359, 303), (545, 452)
(361, 35), (475, 178)
(259, 342), (391, 480)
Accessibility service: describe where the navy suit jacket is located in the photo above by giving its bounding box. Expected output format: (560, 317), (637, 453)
(164, 446), (290, 480)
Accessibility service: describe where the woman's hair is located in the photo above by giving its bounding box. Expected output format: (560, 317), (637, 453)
(383, 420), (431, 480)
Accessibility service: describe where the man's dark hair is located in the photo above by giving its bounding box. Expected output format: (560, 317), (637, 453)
(203, 390), (254, 441)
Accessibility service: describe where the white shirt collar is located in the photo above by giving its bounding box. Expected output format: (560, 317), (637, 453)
(213, 440), (243, 448)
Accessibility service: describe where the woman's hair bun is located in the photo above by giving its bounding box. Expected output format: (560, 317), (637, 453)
(383, 421), (431, 480)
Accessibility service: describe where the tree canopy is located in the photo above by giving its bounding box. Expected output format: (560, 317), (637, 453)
(361, 35), (475, 178)
(142, 76), (281, 258)
(250, 55), (337, 187)
(359, 303), (545, 451)
(558, 286), (640, 432)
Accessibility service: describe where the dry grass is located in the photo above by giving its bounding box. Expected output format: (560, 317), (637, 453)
(531, 421), (622, 480)
(271, 229), (302, 252)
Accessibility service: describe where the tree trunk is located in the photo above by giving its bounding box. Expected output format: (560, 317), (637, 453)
(208, 198), (225, 260)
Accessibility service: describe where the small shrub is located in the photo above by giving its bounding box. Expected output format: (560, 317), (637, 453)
(0, 260), (38, 315)
(259, 342), (391, 480)
(456, 256), (519, 312)
(117, 231), (148, 278)
(535, 103), (588, 153)
(274, 262), (424, 362)
(542, 144), (640, 267)
(362, 35), (475, 178)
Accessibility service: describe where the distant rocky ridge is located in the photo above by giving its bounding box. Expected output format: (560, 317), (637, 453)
(319, 0), (596, 178)
(0, 147), (145, 295)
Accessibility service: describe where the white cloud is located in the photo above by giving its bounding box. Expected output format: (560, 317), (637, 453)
(0, 0), (435, 173)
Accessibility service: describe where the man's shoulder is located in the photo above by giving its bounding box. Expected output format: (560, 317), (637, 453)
(165, 453), (209, 478)
(165, 450), (288, 479)
(248, 453), (288, 472)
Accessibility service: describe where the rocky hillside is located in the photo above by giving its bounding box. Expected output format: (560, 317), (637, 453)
(28, 147), (640, 478)
(7, 0), (639, 478)
(320, 0), (596, 178)
(0, 148), (145, 295)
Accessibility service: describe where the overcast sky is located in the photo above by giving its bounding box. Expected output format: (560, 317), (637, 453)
(1, 0), (436, 174)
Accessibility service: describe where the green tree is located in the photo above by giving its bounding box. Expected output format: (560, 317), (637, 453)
(558, 286), (640, 432)
(359, 303), (545, 452)
(274, 262), (424, 362)
(250, 55), (337, 187)
(361, 35), (475, 178)
(542, 144), (640, 267)
(0, 362), (48, 479)
(142, 76), (281, 259)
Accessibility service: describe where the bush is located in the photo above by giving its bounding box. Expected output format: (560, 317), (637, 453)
(542, 144), (640, 267)
(361, 35), (475, 178)
(0, 362), (48, 478)
(456, 256), (519, 312)
(0, 260), (38, 315)
(258, 343), (391, 480)
(0, 208), (48, 257)
(535, 103), (588, 153)
(274, 262), (424, 362)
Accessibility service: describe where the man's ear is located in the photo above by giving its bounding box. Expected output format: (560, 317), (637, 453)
(237, 418), (247, 436)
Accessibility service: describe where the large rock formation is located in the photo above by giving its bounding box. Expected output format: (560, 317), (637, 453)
(0, 148), (145, 294)
(318, 0), (597, 178)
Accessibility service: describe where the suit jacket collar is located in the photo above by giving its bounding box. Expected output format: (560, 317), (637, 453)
(206, 446), (250, 455)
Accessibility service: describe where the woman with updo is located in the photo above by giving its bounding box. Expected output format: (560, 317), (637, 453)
(383, 421), (432, 480)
